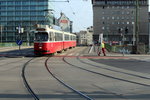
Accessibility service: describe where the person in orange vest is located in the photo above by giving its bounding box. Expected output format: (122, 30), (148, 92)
(98, 41), (106, 56)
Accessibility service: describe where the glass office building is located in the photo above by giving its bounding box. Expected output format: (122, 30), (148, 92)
(0, 0), (54, 42)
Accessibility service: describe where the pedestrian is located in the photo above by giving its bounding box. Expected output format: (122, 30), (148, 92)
(98, 41), (106, 56)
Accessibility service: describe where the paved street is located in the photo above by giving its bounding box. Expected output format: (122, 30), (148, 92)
(0, 46), (150, 100)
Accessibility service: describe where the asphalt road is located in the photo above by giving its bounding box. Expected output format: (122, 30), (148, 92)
(90, 59), (150, 74)
(1, 46), (150, 100)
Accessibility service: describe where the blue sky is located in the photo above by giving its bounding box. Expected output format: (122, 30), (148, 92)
(52, 0), (93, 32)
(52, 0), (150, 33)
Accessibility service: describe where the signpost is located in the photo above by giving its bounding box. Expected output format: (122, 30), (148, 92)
(16, 26), (24, 54)
(16, 39), (23, 53)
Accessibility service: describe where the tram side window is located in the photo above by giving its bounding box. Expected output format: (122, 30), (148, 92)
(35, 32), (48, 41)
(49, 32), (55, 41)
(73, 36), (76, 40)
(70, 35), (73, 40)
(65, 34), (69, 41)
(55, 32), (63, 41)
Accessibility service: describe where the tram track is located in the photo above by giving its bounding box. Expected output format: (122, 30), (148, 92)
(78, 58), (150, 80)
(64, 57), (150, 87)
(21, 47), (93, 100)
(45, 47), (94, 100)
(22, 46), (150, 100)
(65, 46), (150, 87)
(57, 47), (128, 99)
(44, 46), (129, 99)
(22, 57), (40, 100)
(45, 57), (93, 100)
(22, 57), (51, 100)
(55, 47), (150, 99)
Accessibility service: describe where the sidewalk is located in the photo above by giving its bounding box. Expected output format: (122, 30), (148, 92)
(0, 46), (33, 52)
(87, 45), (150, 62)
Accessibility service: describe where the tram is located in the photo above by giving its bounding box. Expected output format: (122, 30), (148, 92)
(34, 25), (76, 55)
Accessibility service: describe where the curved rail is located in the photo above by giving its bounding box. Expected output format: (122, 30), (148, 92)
(22, 58), (40, 100)
(78, 57), (150, 80)
(45, 57), (93, 100)
(63, 57), (150, 87)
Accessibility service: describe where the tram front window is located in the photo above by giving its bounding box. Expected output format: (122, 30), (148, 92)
(35, 32), (48, 41)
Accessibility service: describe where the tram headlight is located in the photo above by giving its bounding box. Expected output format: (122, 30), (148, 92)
(39, 47), (42, 49)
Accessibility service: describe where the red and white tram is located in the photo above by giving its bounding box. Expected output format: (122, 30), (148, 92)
(34, 26), (76, 55)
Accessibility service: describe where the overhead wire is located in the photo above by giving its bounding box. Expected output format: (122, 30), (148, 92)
(50, 0), (89, 32)
(67, 0), (88, 32)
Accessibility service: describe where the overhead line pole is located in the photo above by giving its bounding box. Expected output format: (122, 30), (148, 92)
(135, 0), (139, 53)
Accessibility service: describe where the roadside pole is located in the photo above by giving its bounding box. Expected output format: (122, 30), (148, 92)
(122, 34), (125, 56)
(16, 26), (24, 54)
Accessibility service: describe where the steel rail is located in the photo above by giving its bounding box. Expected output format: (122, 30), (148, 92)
(61, 47), (127, 99)
(63, 57), (150, 87)
(45, 57), (93, 100)
(22, 58), (40, 100)
(78, 57), (150, 80)
(80, 46), (150, 80)
(77, 46), (150, 85)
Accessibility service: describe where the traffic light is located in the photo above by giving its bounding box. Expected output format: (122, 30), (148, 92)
(125, 27), (128, 34)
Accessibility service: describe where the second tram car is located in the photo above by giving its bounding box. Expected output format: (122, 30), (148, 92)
(34, 25), (76, 55)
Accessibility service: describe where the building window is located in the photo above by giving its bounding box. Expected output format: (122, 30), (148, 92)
(127, 11), (130, 14)
(122, 17), (124, 20)
(102, 17), (105, 19)
(0, 1), (6, 5)
(15, 1), (21, 5)
(117, 17), (119, 20)
(112, 17), (114, 19)
(107, 27), (109, 30)
(102, 27), (105, 30)
(7, 1), (14, 5)
(15, 7), (21, 10)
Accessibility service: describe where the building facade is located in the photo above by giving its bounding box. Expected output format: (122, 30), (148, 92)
(0, 0), (54, 42)
(92, 0), (149, 45)
(77, 26), (93, 46)
(58, 12), (73, 33)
